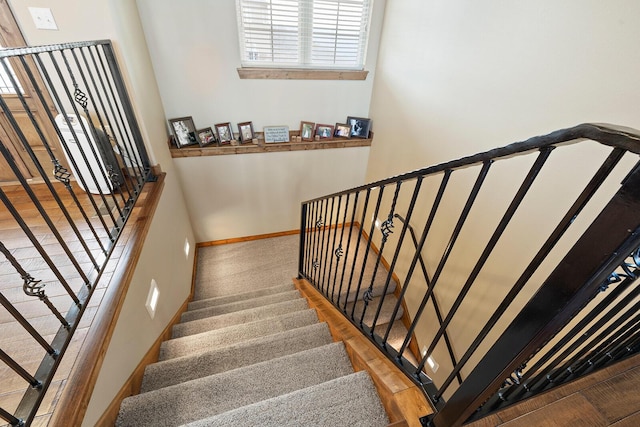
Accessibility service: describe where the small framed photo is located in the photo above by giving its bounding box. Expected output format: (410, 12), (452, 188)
(237, 121), (255, 143)
(315, 124), (334, 139)
(299, 121), (315, 141)
(215, 122), (234, 145)
(346, 116), (372, 139)
(169, 116), (199, 148)
(197, 127), (216, 147)
(334, 123), (351, 138)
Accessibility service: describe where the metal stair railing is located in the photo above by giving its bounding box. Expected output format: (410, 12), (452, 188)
(297, 123), (640, 426)
(0, 40), (153, 427)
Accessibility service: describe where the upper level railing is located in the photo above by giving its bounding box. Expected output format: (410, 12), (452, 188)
(0, 40), (153, 426)
(298, 123), (640, 426)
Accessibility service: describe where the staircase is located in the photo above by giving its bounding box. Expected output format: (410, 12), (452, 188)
(115, 244), (401, 426)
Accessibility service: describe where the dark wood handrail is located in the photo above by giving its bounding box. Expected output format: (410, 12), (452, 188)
(50, 173), (165, 427)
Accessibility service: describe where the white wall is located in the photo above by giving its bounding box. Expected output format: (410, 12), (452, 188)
(366, 0), (640, 390)
(8, 0), (196, 423)
(136, 0), (386, 242)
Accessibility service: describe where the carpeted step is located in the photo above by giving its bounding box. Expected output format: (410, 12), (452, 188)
(159, 309), (318, 361)
(181, 371), (389, 427)
(116, 342), (354, 427)
(172, 298), (309, 338)
(141, 322), (334, 392)
(346, 294), (404, 327)
(180, 290), (301, 323)
(188, 283), (294, 310)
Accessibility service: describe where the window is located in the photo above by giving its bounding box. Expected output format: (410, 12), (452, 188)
(236, 0), (371, 70)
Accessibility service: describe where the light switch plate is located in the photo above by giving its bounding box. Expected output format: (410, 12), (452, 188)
(28, 7), (58, 30)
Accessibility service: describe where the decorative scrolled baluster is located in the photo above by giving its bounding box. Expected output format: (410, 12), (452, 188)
(599, 246), (640, 292)
(316, 217), (324, 229)
(362, 288), (374, 307)
(23, 275), (70, 330)
(335, 244), (344, 259)
(53, 159), (72, 189)
(380, 214), (395, 243)
(312, 259), (319, 270)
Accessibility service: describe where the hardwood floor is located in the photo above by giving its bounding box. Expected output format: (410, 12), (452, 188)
(0, 180), (140, 425)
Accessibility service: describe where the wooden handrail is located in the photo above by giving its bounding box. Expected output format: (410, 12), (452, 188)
(50, 173), (165, 427)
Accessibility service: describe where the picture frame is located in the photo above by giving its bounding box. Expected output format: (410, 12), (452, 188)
(196, 127), (216, 147)
(334, 123), (351, 138)
(315, 124), (334, 139)
(263, 125), (290, 143)
(299, 121), (315, 141)
(169, 116), (199, 148)
(237, 121), (255, 143)
(346, 116), (372, 139)
(215, 122), (234, 145)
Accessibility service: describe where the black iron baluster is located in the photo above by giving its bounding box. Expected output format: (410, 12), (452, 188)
(361, 181), (404, 332)
(0, 57), (102, 269)
(0, 348), (41, 389)
(53, 49), (121, 226)
(99, 43), (152, 177)
(343, 189), (370, 312)
(352, 186), (385, 323)
(433, 148), (553, 398)
(503, 255), (640, 402)
(0, 177), (84, 304)
(319, 196), (336, 295)
(396, 170), (452, 360)
(69, 47), (132, 203)
(371, 178), (424, 339)
(0, 291), (56, 356)
(336, 192), (359, 310)
(0, 405), (23, 426)
(33, 52), (114, 240)
(85, 46), (145, 189)
(16, 55), (108, 256)
(325, 196), (342, 304)
(330, 193), (350, 302)
(416, 161), (493, 376)
(458, 147), (629, 405)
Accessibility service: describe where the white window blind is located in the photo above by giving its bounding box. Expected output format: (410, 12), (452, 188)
(236, 0), (371, 70)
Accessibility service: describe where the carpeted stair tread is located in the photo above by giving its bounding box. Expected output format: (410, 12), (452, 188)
(173, 298), (309, 338)
(346, 294), (404, 327)
(159, 309), (318, 361)
(116, 342), (354, 427)
(181, 371), (389, 427)
(188, 283), (294, 310)
(141, 322), (333, 392)
(180, 290), (301, 323)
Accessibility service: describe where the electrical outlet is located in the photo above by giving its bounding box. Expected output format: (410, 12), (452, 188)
(28, 7), (58, 31)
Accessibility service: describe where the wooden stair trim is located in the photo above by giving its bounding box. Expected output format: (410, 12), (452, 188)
(50, 173), (166, 427)
(293, 278), (434, 427)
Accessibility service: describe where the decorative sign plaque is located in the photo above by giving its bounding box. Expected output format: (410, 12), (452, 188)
(263, 126), (290, 143)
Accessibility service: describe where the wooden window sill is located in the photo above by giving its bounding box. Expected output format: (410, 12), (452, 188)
(237, 68), (369, 80)
(170, 132), (373, 158)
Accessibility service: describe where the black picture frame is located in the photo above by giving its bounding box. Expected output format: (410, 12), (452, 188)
(237, 121), (255, 143)
(215, 122), (234, 145)
(197, 127), (217, 147)
(346, 116), (372, 139)
(169, 116), (199, 147)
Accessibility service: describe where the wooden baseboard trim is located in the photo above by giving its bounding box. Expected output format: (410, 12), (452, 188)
(95, 297), (190, 426)
(197, 229), (299, 247)
(293, 278), (433, 426)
